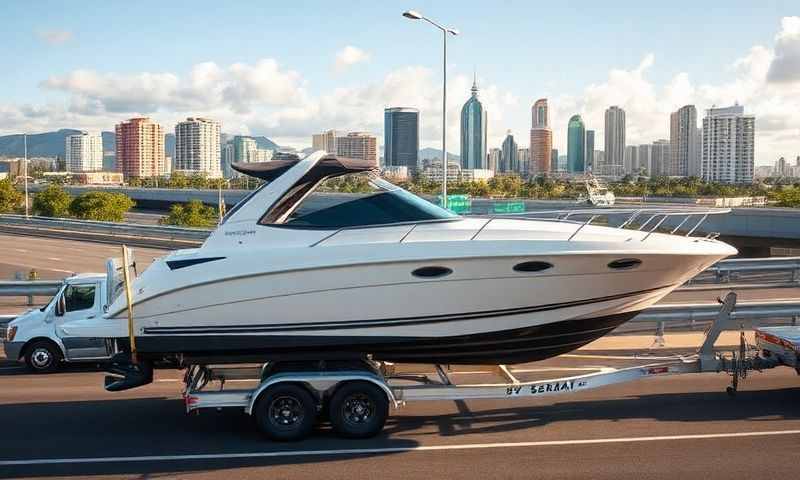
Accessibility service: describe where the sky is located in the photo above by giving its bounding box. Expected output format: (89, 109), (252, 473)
(1, 0), (799, 165)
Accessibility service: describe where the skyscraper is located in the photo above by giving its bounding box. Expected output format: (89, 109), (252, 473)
(604, 106), (626, 171)
(312, 130), (337, 154)
(337, 132), (378, 166)
(500, 131), (518, 173)
(460, 77), (487, 169)
(670, 105), (700, 177)
(701, 104), (755, 184)
(624, 145), (638, 174)
(384, 107), (419, 169)
(638, 144), (653, 175)
(115, 117), (167, 178)
(65, 132), (103, 172)
(487, 147), (501, 172)
(585, 130), (595, 171)
(517, 148), (531, 176)
(221, 143), (235, 178)
(551, 149), (559, 172)
(529, 98), (552, 174)
(651, 139), (671, 177)
(232, 136), (258, 164)
(567, 115), (586, 173)
(175, 117), (222, 178)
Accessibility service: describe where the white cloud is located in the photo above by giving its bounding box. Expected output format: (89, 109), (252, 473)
(334, 46), (370, 72)
(767, 16), (800, 83)
(4, 17), (799, 164)
(36, 29), (73, 46)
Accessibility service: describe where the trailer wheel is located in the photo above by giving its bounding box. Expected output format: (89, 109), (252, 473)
(329, 381), (389, 439)
(24, 340), (62, 373)
(253, 384), (317, 441)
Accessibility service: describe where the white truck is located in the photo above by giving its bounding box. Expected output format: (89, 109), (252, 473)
(4, 273), (115, 373)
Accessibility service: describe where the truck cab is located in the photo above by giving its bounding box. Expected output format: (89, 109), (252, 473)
(4, 273), (112, 373)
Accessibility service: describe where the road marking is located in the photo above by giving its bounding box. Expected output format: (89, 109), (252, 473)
(563, 353), (686, 361)
(45, 257), (62, 262)
(2, 429), (799, 466)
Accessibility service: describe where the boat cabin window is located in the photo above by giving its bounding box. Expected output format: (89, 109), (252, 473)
(264, 173), (457, 229)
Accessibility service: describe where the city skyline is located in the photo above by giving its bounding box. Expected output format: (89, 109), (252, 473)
(0, 2), (797, 165)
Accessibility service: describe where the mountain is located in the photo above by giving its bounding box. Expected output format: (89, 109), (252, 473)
(0, 129), (283, 160)
(252, 136), (280, 151)
(0, 129), (82, 158)
(419, 148), (460, 162)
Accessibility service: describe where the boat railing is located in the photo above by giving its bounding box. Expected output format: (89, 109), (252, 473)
(310, 207), (731, 247)
(484, 207), (731, 242)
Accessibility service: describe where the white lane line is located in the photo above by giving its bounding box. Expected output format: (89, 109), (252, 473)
(563, 353), (685, 361)
(12, 249), (28, 253)
(2, 430), (799, 466)
(45, 257), (62, 262)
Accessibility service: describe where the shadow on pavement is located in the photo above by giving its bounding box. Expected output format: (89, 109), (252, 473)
(0, 386), (798, 477)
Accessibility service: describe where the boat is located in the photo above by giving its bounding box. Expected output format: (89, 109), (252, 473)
(62, 151), (736, 390)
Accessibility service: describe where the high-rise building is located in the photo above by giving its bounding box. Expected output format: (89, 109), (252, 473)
(529, 98), (552, 174)
(701, 104), (755, 184)
(585, 130), (595, 171)
(551, 149), (559, 172)
(232, 136), (258, 164)
(651, 139), (671, 177)
(221, 143), (235, 178)
(604, 106), (626, 170)
(500, 131), (518, 173)
(567, 115), (586, 173)
(65, 132), (103, 172)
(174, 117), (222, 178)
(487, 147), (501, 172)
(337, 132), (378, 166)
(460, 77), (488, 169)
(384, 108), (419, 169)
(593, 151), (605, 170)
(637, 144), (652, 175)
(115, 117), (167, 178)
(670, 105), (700, 177)
(312, 130), (337, 154)
(517, 148), (531, 176)
(624, 145), (638, 175)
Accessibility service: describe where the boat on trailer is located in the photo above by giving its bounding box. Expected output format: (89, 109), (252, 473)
(59, 150), (735, 390)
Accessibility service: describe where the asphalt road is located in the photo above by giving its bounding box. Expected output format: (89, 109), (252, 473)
(0, 350), (797, 479)
(0, 234), (799, 478)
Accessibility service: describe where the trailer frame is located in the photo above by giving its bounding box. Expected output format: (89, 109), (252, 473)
(180, 291), (794, 440)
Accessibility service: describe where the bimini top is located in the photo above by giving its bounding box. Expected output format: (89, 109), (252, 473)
(232, 155), (377, 182)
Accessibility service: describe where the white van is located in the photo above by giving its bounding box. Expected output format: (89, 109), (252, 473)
(4, 273), (113, 372)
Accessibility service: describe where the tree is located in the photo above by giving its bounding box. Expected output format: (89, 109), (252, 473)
(69, 191), (135, 222)
(160, 200), (218, 228)
(0, 178), (23, 213)
(33, 184), (72, 217)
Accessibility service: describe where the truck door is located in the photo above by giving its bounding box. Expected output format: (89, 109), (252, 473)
(55, 282), (111, 360)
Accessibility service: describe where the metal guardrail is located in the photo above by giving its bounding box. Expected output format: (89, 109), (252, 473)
(633, 299), (800, 323)
(705, 256), (800, 283)
(0, 214), (209, 245)
(0, 280), (62, 297)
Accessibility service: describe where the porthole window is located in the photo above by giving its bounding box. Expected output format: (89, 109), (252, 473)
(411, 266), (453, 278)
(513, 261), (553, 273)
(608, 258), (642, 270)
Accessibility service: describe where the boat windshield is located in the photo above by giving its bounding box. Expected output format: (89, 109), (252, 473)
(270, 172), (457, 229)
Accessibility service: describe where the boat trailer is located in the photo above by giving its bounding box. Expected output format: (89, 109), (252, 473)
(181, 292), (799, 441)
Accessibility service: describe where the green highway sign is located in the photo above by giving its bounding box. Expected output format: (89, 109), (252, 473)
(492, 201), (526, 214)
(439, 194), (472, 214)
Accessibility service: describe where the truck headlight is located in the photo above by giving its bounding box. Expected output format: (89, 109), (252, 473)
(5, 325), (16, 342)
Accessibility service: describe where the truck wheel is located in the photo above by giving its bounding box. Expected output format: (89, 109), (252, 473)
(253, 384), (317, 441)
(329, 381), (389, 439)
(25, 340), (62, 373)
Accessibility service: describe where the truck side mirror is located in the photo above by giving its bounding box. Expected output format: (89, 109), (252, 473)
(56, 295), (66, 317)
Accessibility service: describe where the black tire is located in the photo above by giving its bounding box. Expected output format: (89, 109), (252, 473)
(253, 384), (317, 441)
(328, 381), (389, 439)
(24, 340), (62, 373)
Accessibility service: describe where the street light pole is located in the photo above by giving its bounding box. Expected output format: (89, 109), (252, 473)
(403, 10), (459, 209)
(23, 133), (29, 218)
